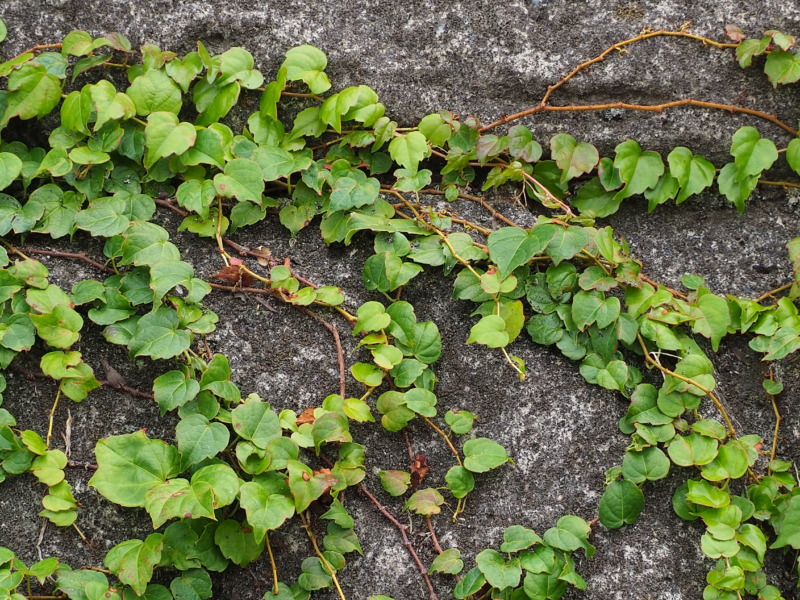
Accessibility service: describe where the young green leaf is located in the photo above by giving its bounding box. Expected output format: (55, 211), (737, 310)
(613, 140), (664, 201)
(598, 480), (644, 529)
(462, 438), (510, 473)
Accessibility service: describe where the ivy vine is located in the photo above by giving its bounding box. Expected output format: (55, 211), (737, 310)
(0, 19), (798, 600)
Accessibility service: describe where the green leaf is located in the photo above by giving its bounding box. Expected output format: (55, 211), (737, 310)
(230, 395), (281, 449)
(362, 252), (422, 292)
(429, 548), (463, 575)
(545, 226), (589, 265)
(598, 480), (644, 529)
(251, 145), (295, 181)
(104, 534), (163, 596)
(621, 447), (670, 483)
(571, 291), (620, 331)
(730, 126), (778, 180)
(543, 515), (594, 557)
(181, 125), (229, 171)
(550, 133), (599, 183)
(667, 433), (719, 467)
(736, 36), (770, 67)
(388, 132), (429, 172)
(330, 169), (380, 212)
(453, 568), (486, 599)
(287, 460), (337, 512)
(193, 80), (240, 126)
(507, 125), (542, 162)
(685, 479), (730, 508)
(376, 391), (415, 432)
(0, 153), (23, 190)
(445, 465), (474, 499)
(213, 158), (264, 204)
(419, 113), (452, 147)
(475, 549), (521, 590)
(281, 45), (331, 94)
(613, 140), (664, 201)
(144, 112), (197, 169)
(466, 314), (509, 348)
(691, 291), (730, 351)
(170, 568), (212, 600)
(717, 162), (758, 214)
(352, 301), (391, 334)
(0, 20), (6, 43)
(786, 138), (800, 176)
(444, 409), (476, 434)
(764, 50), (800, 86)
(3, 65), (62, 123)
(128, 308), (191, 360)
(378, 470), (411, 496)
(501, 525), (543, 553)
(175, 414), (230, 469)
(89, 430), (180, 507)
(29, 305), (83, 348)
(771, 495), (800, 549)
(213, 520), (264, 567)
(312, 411), (352, 450)
(487, 227), (547, 278)
(573, 177), (622, 218)
(238, 481), (295, 543)
(667, 147), (716, 203)
(462, 438), (510, 473)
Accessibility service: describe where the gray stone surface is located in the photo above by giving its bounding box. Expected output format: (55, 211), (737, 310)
(1, 1), (800, 599)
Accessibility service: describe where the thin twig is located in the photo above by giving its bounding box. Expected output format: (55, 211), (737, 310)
(265, 533), (280, 596)
(538, 101), (797, 136)
(20, 249), (114, 274)
(98, 380), (155, 400)
(765, 368), (782, 467)
(421, 417), (462, 465)
(299, 512), (347, 600)
(480, 29), (772, 133)
(358, 483), (440, 600)
(299, 307), (347, 398)
(425, 516), (443, 555)
(46, 390), (62, 450)
(66, 460), (98, 470)
(754, 282), (793, 303)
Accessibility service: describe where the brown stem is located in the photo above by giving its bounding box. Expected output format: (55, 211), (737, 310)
(639, 274), (688, 300)
(299, 307), (347, 398)
(98, 380), (155, 400)
(538, 101), (797, 136)
(20, 248), (115, 274)
(358, 483), (440, 600)
(425, 516), (443, 555)
(265, 533), (280, 596)
(421, 417), (462, 465)
(481, 29), (749, 132)
(754, 282), (793, 303)
(155, 196), (187, 216)
(66, 460), (98, 470)
(759, 179), (800, 189)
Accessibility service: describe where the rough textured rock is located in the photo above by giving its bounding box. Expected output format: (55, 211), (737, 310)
(1, 2), (800, 600)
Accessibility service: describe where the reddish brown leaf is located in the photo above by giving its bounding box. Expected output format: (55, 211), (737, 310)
(410, 453), (430, 489)
(252, 245), (274, 267)
(296, 407), (317, 426)
(210, 265), (253, 288)
(725, 24), (746, 42)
